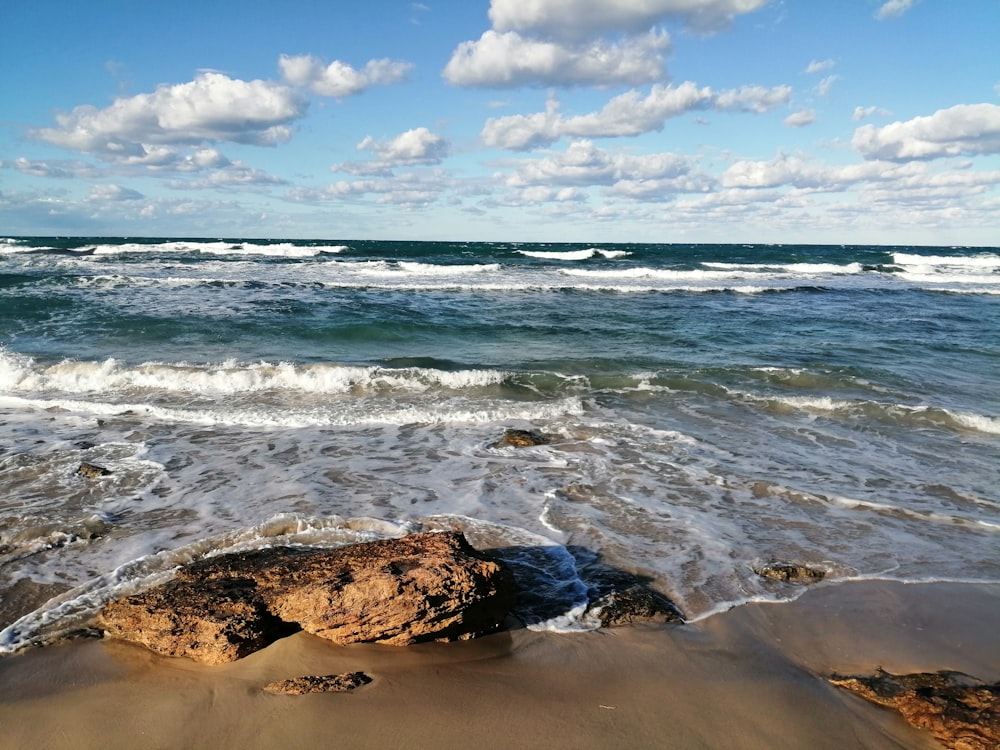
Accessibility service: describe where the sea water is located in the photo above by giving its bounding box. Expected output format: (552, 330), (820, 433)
(1, 237), (998, 649)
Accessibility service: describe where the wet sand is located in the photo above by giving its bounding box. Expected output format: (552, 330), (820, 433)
(1, 580), (997, 749)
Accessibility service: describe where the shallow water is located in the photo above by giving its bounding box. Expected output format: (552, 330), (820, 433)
(1, 237), (998, 649)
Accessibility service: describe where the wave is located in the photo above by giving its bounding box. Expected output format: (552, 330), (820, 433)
(702, 261), (865, 274)
(89, 241), (349, 258)
(893, 252), (1000, 268)
(744, 391), (1000, 436)
(396, 262), (501, 275)
(0, 352), (512, 398)
(516, 248), (628, 260)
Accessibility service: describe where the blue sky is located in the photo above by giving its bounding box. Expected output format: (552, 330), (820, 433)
(2, 0), (998, 244)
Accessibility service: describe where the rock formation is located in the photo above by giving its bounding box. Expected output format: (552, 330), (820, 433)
(98, 531), (516, 664)
(586, 583), (685, 627)
(490, 428), (549, 448)
(76, 462), (112, 478)
(753, 561), (825, 583)
(829, 669), (1000, 750)
(263, 672), (372, 695)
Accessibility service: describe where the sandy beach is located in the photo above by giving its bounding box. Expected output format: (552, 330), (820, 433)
(1, 579), (997, 749)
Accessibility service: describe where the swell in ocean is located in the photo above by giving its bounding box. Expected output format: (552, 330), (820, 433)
(1, 237), (998, 651)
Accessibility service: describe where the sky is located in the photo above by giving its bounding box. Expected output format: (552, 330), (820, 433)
(1, 0), (999, 244)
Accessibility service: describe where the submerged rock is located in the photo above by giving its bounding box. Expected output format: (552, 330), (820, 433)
(586, 584), (684, 627)
(490, 428), (550, 448)
(829, 669), (1000, 750)
(97, 531), (516, 664)
(76, 462), (112, 478)
(753, 561), (825, 583)
(263, 672), (372, 695)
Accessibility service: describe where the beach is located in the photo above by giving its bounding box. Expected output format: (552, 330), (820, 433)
(0, 580), (996, 749)
(1, 238), (998, 746)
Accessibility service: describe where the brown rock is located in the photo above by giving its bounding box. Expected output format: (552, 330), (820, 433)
(753, 561), (825, 583)
(76, 462), (111, 478)
(263, 672), (372, 695)
(490, 428), (549, 448)
(98, 579), (290, 665)
(97, 532), (516, 664)
(829, 669), (1000, 750)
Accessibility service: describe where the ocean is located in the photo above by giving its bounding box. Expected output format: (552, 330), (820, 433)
(1, 236), (998, 649)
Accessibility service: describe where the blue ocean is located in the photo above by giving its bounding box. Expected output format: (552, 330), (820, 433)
(1, 237), (998, 648)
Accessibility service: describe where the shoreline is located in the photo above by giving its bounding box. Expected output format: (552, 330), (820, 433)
(1, 579), (997, 749)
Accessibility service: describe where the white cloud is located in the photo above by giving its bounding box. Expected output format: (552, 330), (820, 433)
(815, 75), (838, 97)
(169, 164), (287, 190)
(805, 59), (835, 74)
(875, 0), (915, 20)
(356, 127), (450, 166)
(481, 82), (791, 149)
(852, 105), (891, 121)
(720, 153), (907, 190)
(852, 103), (1000, 160)
(504, 139), (692, 188)
(487, 0), (771, 39)
(31, 72), (306, 161)
(86, 184), (144, 202)
(4, 157), (100, 179)
(279, 54), (412, 97)
(784, 109), (815, 128)
(443, 29), (670, 88)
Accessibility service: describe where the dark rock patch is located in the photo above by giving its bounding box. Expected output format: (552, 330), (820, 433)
(753, 561), (825, 583)
(587, 583), (684, 627)
(76, 462), (112, 478)
(829, 669), (1000, 750)
(263, 672), (372, 695)
(490, 429), (550, 448)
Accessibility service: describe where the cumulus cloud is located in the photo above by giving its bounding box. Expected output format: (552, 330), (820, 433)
(721, 154), (896, 189)
(333, 127), (450, 177)
(875, 0), (915, 20)
(30, 72), (306, 162)
(784, 109), (815, 128)
(504, 139), (692, 189)
(487, 0), (771, 39)
(481, 82), (791, 149)
(852, 103), (1000, 160)
(357, 127), (450, 165)
(443, 29), (670, 88)
(279, 54), (412, 97)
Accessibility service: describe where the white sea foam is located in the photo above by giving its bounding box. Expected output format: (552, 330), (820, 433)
(893, 252), (1000, 268)
(0, 353), (512, 397)
(87, 241), (347, 258)
(396, 261), (501, 275)
(517, 249), (598, 260)
(701, 261), (864, 274)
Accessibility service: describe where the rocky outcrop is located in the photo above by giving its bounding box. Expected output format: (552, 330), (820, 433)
(263, 672), (372, 695)
(76, 462), (111, 478)
(98, 532), (516, 664)
(753, 561), (825, 583)
(829, 669), (1000, 750)
(586, 584), (684, 627)
(490, 428), (549, 448)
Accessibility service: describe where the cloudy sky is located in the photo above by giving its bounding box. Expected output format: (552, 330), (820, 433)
(2, 0), (998, 244)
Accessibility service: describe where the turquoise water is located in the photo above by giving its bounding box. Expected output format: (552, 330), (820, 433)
(1, 237), (998, 648)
